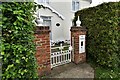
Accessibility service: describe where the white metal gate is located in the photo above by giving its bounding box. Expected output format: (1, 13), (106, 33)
(50, 43), (71, 68)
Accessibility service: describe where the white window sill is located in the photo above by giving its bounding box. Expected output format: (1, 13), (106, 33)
(71, 10), (77, 13)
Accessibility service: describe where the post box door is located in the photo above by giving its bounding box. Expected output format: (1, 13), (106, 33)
(79, 35), (85, 53)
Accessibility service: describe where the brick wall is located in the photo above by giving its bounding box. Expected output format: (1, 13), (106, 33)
(71, 27), (87, 64)
(34, 26), (51, 76)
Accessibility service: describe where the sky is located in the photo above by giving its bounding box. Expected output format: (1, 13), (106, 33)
(90, 0), (120, 7)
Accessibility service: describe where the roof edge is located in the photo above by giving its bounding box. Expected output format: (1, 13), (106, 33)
(36, 2), (65, 20)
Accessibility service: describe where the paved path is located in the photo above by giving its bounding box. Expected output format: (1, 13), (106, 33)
(47, 62), (94, 78)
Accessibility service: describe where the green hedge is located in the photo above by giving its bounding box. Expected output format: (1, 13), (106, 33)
(2, 2), (38, 79)
(0, 2), (2, 78)
(74, 2), (120, 69)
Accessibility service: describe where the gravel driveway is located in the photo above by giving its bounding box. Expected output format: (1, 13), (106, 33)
(47, 62), (94, 78)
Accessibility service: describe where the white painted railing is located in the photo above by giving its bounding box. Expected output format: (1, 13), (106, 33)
(51, 50), (71, 68)
(51, 45), (69, 50)
(50, 43), (72, 68)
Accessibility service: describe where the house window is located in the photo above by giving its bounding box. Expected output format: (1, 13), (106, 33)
(41, 16), (51, 26)
(38, 0), (49, 4)
(41, 16), (52, 39)
(72, 0), (80, 11)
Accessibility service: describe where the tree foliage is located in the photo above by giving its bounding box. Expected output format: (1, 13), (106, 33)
(2, 2), (38, 79)
(74, 2), (120, 69)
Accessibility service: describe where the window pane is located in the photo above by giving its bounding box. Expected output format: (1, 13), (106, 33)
(46, 0), (49, 4)
(41, 16), (51, 20)
(38, 0), (44, 3)
(44, 20), (51, 26)
(41, 16), (52, 40)
(72, 1), (75, 11)
(38, 0), (49, 4)
(76, 2), (79, 11)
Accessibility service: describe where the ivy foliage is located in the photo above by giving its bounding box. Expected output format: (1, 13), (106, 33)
(2, 2), (38, 79)
(74, 2), (120, 69)
(0, 1), (2, 78)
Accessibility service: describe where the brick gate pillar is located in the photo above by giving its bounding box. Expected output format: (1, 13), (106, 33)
(71, 27), (87, 64)
(34, 26), (51, 76)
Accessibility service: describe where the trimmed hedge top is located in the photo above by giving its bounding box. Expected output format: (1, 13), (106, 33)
(74, 2), (120, 69)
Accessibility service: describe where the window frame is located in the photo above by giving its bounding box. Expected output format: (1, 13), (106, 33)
(72, 0), (80, 12)
(38, 0), (49, 4)
(41, 16), (51, 26)
(41, 16), (52, 40)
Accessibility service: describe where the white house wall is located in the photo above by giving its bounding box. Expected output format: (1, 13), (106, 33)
(51, 14), (65, 41)
(37, 0), (90, 42)
(80, 0), (91, 10)
(38, 8), (64, 42)
(36, 0), (119, 42)
(49, 0), (90, 41)
(49, 2), (72, 40)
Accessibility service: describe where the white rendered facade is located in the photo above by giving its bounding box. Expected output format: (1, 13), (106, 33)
(34, 0), (91, 42)
(34, 0), (120, 42)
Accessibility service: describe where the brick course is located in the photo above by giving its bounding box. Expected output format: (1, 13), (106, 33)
(34, 26), (51, 76)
